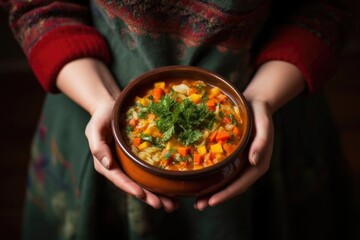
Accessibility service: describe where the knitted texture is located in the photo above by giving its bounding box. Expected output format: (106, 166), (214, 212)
(2, 1), (347, 93)
(256, 25), (336, 93)
(28, 25), (111, 92)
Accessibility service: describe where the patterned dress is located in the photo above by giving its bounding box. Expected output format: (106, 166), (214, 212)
(2, 0), (358, 239)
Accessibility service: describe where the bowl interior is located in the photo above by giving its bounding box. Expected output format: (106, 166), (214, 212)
(112, 66), (252, 178)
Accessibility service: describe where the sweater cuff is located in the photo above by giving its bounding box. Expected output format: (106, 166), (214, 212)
(255, 25), (337, 93)
(28, 25), (112, 93)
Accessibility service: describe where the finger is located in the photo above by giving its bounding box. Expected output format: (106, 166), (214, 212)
(86, 122), (114, 169)
(248, 104), (273, 166)
(159, 196), (180, 212)
(94, 159), (145, 199)
(194, 196), (210, 211)
(208, 163), (268, 207)
(138, 189), (163, 209)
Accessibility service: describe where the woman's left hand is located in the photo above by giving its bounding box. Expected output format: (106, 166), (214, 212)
(194, 60), (305, 211)
(194, 99), (274, 211)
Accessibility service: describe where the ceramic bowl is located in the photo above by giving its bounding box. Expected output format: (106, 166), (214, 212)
(111, 66), (252, 197)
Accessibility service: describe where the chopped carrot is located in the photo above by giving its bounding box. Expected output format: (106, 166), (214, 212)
(188, 87), (197, 95)
(209, 130), (218, 143)
(129, 118), (137, 127)
(177, 147), (190, 157)
(223, 143), (236, 155)
(207, 99), (216, 110)
(193, 153), (202, 165)
(132, 137), (142, 146)
(209, 152), (216, 160)
(153, 88), (164, 102)
(215, 130), (231, 142)
(233, 126), (241, 137)
(223, 117), (231, 124)
(152, 129), (162, 138)
(216, 94), (228, 103)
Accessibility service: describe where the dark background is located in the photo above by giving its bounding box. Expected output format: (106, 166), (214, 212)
(1, 5), (359, 240)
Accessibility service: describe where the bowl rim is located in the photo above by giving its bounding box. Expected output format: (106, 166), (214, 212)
(111, 65), (252, 179)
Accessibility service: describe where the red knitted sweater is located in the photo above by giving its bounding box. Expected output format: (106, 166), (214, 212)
(2, 0), (346, 93)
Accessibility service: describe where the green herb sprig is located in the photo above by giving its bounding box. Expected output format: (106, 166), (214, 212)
(148, 95), (215, 146)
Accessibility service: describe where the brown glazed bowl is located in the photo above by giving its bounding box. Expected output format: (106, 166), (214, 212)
(111, 66), (252, 197)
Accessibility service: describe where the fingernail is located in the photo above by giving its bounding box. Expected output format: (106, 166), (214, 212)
(195, 202), (206, 211)
(101, 157), (110, 169)
(251, 152), (259, 166)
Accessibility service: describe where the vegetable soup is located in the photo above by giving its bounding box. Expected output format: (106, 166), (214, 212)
(123, 79), (244, 171)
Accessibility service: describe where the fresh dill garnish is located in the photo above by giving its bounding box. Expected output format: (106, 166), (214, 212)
(148, 95), (215, 146)
(178, 129), (202, 146)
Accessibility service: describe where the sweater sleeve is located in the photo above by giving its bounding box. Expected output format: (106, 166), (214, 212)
(2, 1), (111, 93)
(255, 1), (348, 93)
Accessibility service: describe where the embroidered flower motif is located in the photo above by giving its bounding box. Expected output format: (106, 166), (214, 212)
(98, 0), (269, 50)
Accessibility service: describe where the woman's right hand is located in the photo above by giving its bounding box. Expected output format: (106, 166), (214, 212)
(85, 98), (179, 212)
(56, 58), (179, 212)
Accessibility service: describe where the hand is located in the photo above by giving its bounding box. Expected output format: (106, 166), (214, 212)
(194, 60), (305, 211)
(57, 58), (179, 212)
(195, 99), (274, 210)
(85, 99), (179, 212)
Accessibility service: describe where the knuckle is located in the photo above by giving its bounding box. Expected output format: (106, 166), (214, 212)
(93, 158), (102, 172)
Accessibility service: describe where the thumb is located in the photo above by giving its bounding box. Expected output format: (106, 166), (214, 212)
(85, 118), (114, 169)
(247, 102), (273, 166)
